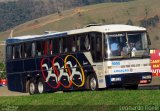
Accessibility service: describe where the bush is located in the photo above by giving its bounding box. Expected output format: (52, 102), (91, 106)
(0, 62), (6, 79)
(126, 19), (133, 25)
(140, 15), (159, 28)
(101, 19), (106, 24)
(154, 36), (159, 41)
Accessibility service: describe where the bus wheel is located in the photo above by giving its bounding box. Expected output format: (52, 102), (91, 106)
(29, 79), (36, 95)
(37, 78), (45, 94)
(85, 76), (90, 89)
(89, 74), (98, 91)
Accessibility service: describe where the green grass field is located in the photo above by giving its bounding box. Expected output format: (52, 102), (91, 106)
(0, 90), (160, 111)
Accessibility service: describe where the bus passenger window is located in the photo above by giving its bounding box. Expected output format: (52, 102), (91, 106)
(52, 38), (59, 54)
(76, 37), (80, 51)
(24, 43), (32, 58)
(13, 45), (20, 59)
(19, 44), (23, 58)
(80, 36), (86, 51)
(42, 41), (49, 56)
(85, 35), (90, 50)
(36, 42), (42, 56)
(63, 38), (68, 53)
(12, 46), (14, 59)
(96, 36), (102, 60)
(49, 40), (53, 55)
(80, 34), (90, 51)
(59, 38), (63, 53)
(6, 45), (13, 60)
(90, 32), (102, 61)
(66, 36), (74, 52)
(21, 44), (25, 58)
(32, 43), (36, 57)
(72, 37), (77, 52)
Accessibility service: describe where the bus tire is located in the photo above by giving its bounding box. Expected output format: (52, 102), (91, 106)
(26, 80), (29, 93)
(89, 74), (98, 91)
(37, 78), (45, 94)
(125, 84), (138, 90)
(85, 75), (90, 89)
(29, 79), (37, 95)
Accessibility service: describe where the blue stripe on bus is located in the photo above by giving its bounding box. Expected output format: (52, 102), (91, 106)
(6, 32), (68, 44)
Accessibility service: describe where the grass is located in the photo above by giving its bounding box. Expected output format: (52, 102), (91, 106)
(0, 90), (159, 111)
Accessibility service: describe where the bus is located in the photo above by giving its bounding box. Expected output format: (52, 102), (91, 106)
(5, 24), (152, 95)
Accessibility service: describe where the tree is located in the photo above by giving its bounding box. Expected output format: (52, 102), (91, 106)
(126, 19), (133, 25)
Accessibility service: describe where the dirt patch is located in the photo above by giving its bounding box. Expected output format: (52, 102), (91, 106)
(0, 86), (28, 96)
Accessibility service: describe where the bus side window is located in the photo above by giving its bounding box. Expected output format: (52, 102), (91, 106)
(25, 43), (32, 58)
(90, 32), (102, 61)
(63, 38), (68, 53)
(59, 38), (63, 53)
(96, 34), (102, 61)
(32, 42), (36, 57)
(80, 34), (90, 51)
(52, 38), (59, 54)
(90, 34), (96, 60)
(85, 34), (90, 50)
(66, 36), (74, 53)
(76, 36), (80, 51)
(12, 45), (15, 59)
(19, 44), (23, 58)
(36, 41), (42, 56)
(24, 43), (27, 58)
(14, 45), (20, 59)
(49, 39), (53, 55)
(72, 36), (77, 52)
(6, 45), (13, 60)
(80, 34), (86, 51)
(12, 44), (23, 59)
(21, 44), (25, 58)
(42, 41), (49, 56)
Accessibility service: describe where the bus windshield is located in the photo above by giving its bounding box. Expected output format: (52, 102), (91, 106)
(104, 32), (149, 59)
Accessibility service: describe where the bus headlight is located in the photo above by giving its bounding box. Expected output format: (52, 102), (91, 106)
(111, 77), (122, 82)
(142, 75), (151, 79)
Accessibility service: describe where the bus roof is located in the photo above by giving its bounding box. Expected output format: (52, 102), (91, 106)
(6, 24), (146, 44)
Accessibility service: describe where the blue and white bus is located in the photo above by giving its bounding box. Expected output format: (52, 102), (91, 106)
(5, 24), (152, 94)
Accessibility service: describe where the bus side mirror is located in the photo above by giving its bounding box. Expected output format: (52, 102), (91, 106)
(147, 33), (151, 45)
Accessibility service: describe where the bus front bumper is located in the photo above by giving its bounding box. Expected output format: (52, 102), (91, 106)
(105, 72), (152, 86)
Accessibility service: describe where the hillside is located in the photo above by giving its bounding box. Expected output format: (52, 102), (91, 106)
(0, 0), (160, 49)
(0, 0), (133, 32)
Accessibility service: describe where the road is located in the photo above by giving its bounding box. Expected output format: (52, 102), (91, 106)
(0, 86), (28, 96)
(0, 77), (159, 97)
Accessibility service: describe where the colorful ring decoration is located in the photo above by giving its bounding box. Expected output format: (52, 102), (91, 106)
(64, 55), (85, 87)
(41, 58), (58, 89)
(40, 55), (85, 89)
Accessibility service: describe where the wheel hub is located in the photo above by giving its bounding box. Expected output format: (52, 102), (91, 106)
(90, 78), (97, 90)
(38, 82), (44, 93)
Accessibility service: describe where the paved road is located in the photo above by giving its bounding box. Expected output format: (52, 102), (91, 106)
(0, 86), (28, 96)
(0, 77), (159, 97)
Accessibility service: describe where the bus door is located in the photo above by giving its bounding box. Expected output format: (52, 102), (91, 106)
(90, 32), (106, 88)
